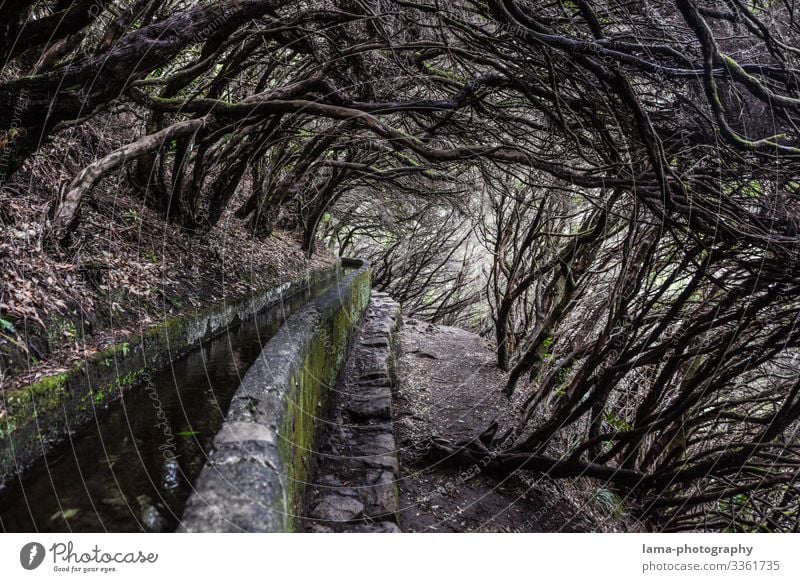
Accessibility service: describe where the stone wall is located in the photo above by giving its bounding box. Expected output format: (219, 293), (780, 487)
(0, 263), (342, 488)
(180, 259), (372, 532)
(304, 292), (403, 532)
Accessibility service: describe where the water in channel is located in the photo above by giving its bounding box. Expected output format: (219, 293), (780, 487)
(0, 270), (345, 532)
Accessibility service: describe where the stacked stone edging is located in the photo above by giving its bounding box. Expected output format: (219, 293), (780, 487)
(304, 291), (403, 533)
(179, 259), (371, 532)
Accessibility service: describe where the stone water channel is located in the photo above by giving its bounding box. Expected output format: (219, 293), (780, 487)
(0, 267), (353, 533)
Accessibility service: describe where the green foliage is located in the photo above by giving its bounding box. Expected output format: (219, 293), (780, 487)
(121, 208), (142, 226)
(604, 412), (631, 432)
(0, 317), (16, 333)
(591, 487), (627, 519)
(111, 369), (145, 391)
(538, 335), (555, 363)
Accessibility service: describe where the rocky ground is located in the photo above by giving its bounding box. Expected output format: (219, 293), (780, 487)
(303, 292), (402, 532)
(394, 318), (635, 532)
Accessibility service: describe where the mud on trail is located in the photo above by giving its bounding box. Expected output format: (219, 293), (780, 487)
(394, 318), (632, 533)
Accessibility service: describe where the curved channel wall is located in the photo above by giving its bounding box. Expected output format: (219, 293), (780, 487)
(180, 258), (371, 532)
(0, 262), (344, 488)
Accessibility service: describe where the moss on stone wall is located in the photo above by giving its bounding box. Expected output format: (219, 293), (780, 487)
(276, 264), (372, 531)
(0, 371), (69, 440)
(0, 264), (341, 487)
(179, 260), (372, 533)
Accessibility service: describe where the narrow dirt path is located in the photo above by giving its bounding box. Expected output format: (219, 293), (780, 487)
(394, 318), (620, 532)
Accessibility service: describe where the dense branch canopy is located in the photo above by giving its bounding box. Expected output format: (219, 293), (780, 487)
(3, 0), (800, 531)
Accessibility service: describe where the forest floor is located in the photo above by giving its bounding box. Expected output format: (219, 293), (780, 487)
(394, 318), (639, 532)
(0, 179), (335, 392)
